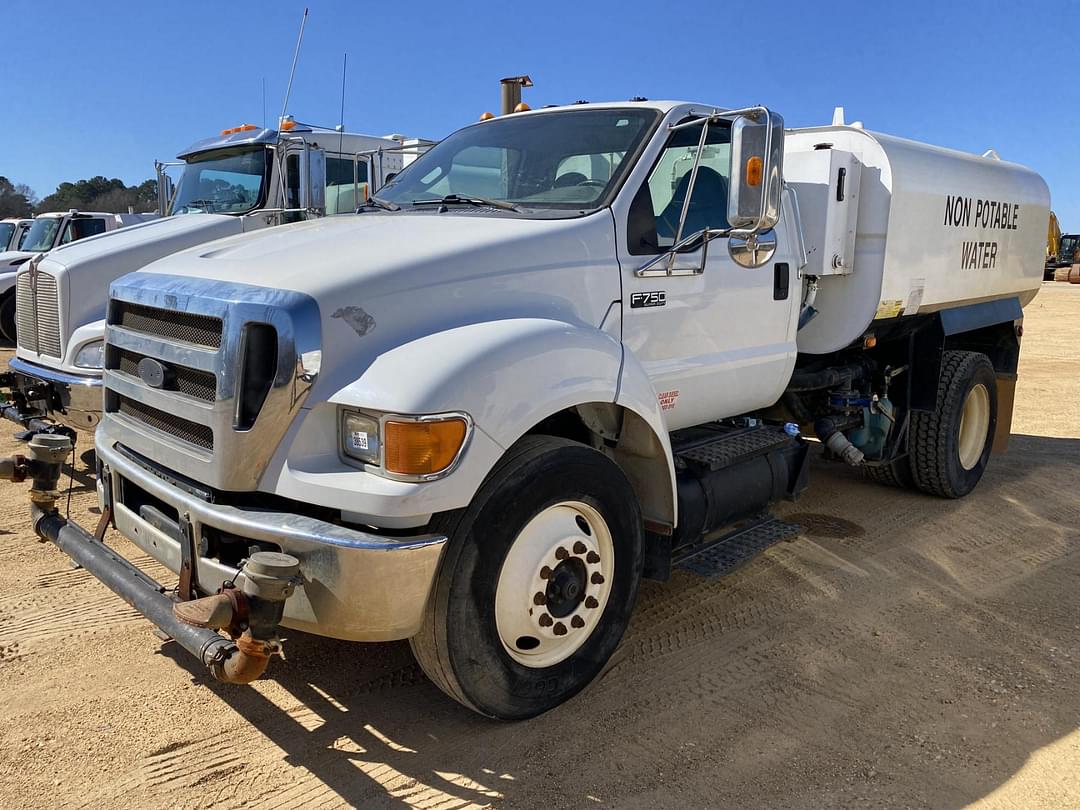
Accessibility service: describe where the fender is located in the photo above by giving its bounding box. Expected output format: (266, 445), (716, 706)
(0, 271), (15, 296)
(284, 317), (677, 527)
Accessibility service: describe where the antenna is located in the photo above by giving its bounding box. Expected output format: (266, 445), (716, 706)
(262, 78), (267, 129)
(337, 52), (347, 154)
(279, 7), (309, 127)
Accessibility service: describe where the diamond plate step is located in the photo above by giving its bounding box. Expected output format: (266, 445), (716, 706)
(676, 517), (802, 578)
(676, 426), (795, 472)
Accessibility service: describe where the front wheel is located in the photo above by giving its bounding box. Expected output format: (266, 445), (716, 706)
(410, 435), (643, 720)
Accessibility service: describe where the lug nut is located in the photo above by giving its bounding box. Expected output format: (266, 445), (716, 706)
(586, 551), (600, 564)
(533, 592), (546, 606)
(553, 622), (567, 636)
(540, 566), (553, 580)
(573, 541), (587, 555)
(538, 613), (553, 627)
(585, 596), (599, 609)
(555, 547), (569, 560)
(571, 615), (585, 629)
(591, 572), (605, 585)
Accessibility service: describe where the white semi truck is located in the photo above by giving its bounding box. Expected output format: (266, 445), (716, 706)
(1, 100), (1049, 719)
(0, 210), (154, 341)
(2, 121), (429, 432)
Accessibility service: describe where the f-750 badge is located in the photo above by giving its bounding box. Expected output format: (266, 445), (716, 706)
(630, 291), (666, 308)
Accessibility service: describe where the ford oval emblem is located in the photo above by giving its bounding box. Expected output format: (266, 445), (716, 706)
(137, 357), (169, 389)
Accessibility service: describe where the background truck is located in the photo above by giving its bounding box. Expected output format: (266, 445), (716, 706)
(1, 99), (1049, 720)
(0, 210), (153, 341)
(0, 217), (33, 253)
(2, 120), (430, 433)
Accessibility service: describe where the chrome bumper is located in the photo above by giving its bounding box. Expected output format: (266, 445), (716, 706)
(8, 356), (102, 431)
(97, 437), (448, 642)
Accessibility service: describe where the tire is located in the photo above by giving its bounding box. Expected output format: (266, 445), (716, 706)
(909, 350), (997, 498)
(863, 456), (915, 489)
(410, 435), (644, 720)
(0, 291), (15, 343)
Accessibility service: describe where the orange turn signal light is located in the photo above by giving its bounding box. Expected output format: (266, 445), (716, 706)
(280, 119), (297, 131)
(513, 102), (531, 113)
(384, 418), (468, 476)
(479, 111), (496, 121)
(745, 156), (764, 187)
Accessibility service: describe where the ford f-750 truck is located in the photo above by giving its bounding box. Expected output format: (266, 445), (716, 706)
(2, 100), (1049, 719)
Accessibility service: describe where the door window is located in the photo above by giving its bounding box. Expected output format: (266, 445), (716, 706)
(628, 120), (732, 254)
(325, 155), (369, 214)
(60, 217), (107, 245)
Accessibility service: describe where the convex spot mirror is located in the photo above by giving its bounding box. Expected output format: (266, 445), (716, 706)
(727, 110), (784, 254)
(728, 229), (777, 268)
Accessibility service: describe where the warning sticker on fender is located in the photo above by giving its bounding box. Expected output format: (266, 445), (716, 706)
(874, 299), (904, 320)
(658, 390), (679, 411)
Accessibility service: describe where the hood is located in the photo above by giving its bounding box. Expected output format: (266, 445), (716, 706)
(128, 210), (621, 400)
(39, 214), (248, 355)
(0, 250), (34, 269)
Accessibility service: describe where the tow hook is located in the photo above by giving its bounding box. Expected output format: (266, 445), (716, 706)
(2, 433), (302, 686)
(173, 552), (300, 684)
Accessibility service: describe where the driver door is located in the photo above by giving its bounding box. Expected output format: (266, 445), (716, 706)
(617, 119), (798, 431)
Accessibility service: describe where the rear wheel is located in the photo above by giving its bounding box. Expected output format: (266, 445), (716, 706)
(0, 291), (15, 343)
(863, 456), (915, 489)
(910, 351), (997, 498)
(410, 435), (643, 720)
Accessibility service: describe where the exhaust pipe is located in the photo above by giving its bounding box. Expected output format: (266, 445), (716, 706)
(3, 433), (300, 685)
(500, 75), (533, 115)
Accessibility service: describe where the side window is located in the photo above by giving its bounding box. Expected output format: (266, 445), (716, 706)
(325, 155), (368, 215)
(628, 121), (732, 255)
(60, 217), (107, 245)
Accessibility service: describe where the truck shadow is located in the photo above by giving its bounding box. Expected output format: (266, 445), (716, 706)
(161, 433), (1080, 808)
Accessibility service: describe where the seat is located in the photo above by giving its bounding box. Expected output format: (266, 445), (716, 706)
(656, 167), (729, 243)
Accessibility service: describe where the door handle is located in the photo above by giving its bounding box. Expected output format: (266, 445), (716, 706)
(773, 262), (790, 301)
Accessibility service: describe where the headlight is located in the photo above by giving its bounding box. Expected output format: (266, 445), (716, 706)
(340, 410), (470, 478)
(73, 340), (105, 369)
(341, 411), (381, 465)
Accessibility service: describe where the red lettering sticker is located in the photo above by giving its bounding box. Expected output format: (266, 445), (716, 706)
(658, 390), (679, 411)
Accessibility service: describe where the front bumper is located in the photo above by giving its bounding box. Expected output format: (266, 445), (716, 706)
(97, 437), (447, 642)
(7, 356), (102, 431)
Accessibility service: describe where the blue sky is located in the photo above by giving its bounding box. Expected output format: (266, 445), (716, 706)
(2, 0), (1078, 227)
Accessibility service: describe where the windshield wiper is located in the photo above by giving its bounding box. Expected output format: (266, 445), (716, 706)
(412, 194), (521, 212)
(359, 196), (400, 212)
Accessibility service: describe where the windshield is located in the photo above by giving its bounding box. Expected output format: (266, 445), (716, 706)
(0, 223), (14, 250)
(377, 107), (660, 215)
(1061, 235), (1080, 261)
(21, 218), (62, 252)
(171, 146), (272, 215)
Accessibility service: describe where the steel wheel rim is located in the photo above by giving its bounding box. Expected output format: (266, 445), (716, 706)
(958, 383), (991, 470)
(495, 500), (615, 668)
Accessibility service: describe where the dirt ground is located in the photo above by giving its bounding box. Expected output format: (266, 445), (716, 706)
(0, 284), (1078, 809)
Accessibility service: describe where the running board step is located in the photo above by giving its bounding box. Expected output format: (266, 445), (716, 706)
(673, 424), (798, 472)
(674, 515), (802, 579)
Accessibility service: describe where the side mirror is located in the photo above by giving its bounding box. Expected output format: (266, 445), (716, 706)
(302, 147), (326, 214)
(155, 161), (176, 217)
(728, 110), (784, 233)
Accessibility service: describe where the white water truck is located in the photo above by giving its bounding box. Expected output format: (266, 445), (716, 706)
(0, 120), (429, 434)
(1, 100), (1049, 719)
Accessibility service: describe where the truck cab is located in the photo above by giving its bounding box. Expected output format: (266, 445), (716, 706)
(5, 100), (1048, 720)
(4, 121), (431, 431)
(0, 218), (33, 253)
(0, 210), (151, 341)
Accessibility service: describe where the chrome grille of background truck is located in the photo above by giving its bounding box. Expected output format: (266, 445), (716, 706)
(102, 273), (322, 491)
(15, 266), (63, 358)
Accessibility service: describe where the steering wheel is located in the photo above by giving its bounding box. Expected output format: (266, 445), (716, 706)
(576, 179), (606, 188)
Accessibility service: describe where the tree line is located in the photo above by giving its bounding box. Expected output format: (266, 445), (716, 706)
(0, 175), (158, 219)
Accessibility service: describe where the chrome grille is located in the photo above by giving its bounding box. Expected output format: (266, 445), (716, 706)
(113, 347), (217, 402)
(113, 394), (214, 451)
(109, 301), (223, 348)
(15, 270), (62, 357)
